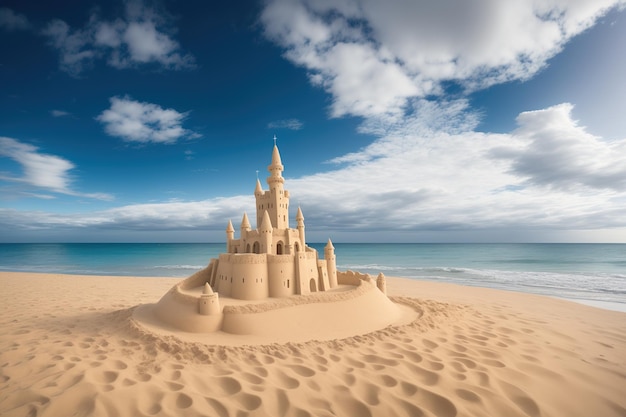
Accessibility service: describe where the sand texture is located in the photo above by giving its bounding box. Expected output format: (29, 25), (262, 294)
(1, 272), (625, 417)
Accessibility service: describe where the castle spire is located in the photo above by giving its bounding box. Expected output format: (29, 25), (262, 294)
(241, 212), (251, 230)
(259, 210), (273, 232)
(297, 207), (305, 247)
(270, 143), (283, 171)
(226, 219), (235, 253)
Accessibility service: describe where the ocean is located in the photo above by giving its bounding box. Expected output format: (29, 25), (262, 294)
(1, 243), (625, 312)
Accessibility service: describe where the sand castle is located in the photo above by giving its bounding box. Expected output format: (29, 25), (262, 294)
(209, 142), (339, 300)
(144, 140), (397, 337)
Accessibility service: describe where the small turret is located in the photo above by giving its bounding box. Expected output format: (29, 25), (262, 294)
(267, 144), (285, 187)
(376, 273), (387, 295)
(325, 238), (338, 288)
(259, 210), (272, 233)
(296, 206), (306, 247)
(259, 210), (273, 254)
(226, 220), (235, 252)
(254, 178), (263, 196)
(241, 212), (251, 232)
(226, 220), (234, 239)
(198, 282), (221, 315)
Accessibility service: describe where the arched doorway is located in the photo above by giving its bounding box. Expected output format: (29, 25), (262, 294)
(309, 278), (317, 292)
(246, 243), (251, 253)
(253, 241), (260, 254)
(277, 242), (283, 255)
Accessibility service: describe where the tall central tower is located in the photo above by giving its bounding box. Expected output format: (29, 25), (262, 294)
(255, 144), (290, 229)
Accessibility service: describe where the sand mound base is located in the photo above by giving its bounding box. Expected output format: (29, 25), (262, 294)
(132, 279), (418, 344)
(2, 273), (625, 417)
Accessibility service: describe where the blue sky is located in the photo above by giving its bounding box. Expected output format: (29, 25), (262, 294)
(1, 0), (625, 243)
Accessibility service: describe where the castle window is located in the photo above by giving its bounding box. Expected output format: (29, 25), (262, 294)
(243, 278), (245, 283)
(287, 279), (290, 289)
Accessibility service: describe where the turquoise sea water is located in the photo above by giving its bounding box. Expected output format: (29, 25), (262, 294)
(1, 243), (625, 311)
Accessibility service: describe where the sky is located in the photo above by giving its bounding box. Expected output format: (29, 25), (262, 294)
(1, 0), (626, 243)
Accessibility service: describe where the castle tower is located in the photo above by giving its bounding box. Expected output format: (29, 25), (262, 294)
(254, 178), (263, 198)
(241, 212), (251, 236)
(226, 220), (234, 252)
(296, 206), (305, 249)
(264, 144), (289, 230)
(259, 210), (273, 254)
(376, 273), (387, 294)
(325, 238), (338, 288)
(198, 282), (221, 315)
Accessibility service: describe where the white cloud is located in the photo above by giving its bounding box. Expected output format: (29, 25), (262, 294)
(96, 96), (201, 144)
(285, 103), (626, 236)
(0, 7), (31, 31)
(51, 110), (71, 117)
(42, 19), (97, 76)
(268, 119), (303, 130)
(0, 194), (253, 235)
(491, 103), (626, 192)
(42, 0), (195, 76)
(261, 0), (624, 122)
(0, 137), (112, 200)
(3, 103), (626, 240)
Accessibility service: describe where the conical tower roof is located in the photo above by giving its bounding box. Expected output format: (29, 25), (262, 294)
(271, 144), (283, 168)
(241, 212), (251, 230)
(259, 210), (273, 232)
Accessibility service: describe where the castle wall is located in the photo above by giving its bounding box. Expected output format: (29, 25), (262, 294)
(338, 270), (374, 286)
(317, 260), (330, 291)
(267, 255), (296, 297)
(325, 252), (338, 288)
(216, 253), (234, 296)
(224, 253), (269, 300)
(296, 250), (320, 295)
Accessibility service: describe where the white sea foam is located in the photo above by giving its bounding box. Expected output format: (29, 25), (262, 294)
(153, 265), (205, 270)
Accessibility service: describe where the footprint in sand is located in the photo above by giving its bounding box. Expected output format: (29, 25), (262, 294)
(359, 382), (381, 406)
(333, 395), (373, 417)
(498, 380), (541, 417)
(400, 381), (418, 396)
(136, 372), (152, 382)
(362, 354), (399, 366)
(274, 369), (300, 390)
(405, 362), (439, 386)
(214, 376), (242, 395)
(375, 374), (398, 388)
(253, 366), (269, 378)
(286, 364), (316, 377)
(423, 338), (439, 349)
(205, 397), (229, 417)
(98, 371), (119, 384)
(240, 371), (264, 385)
(176, 393), (193, 409)
(456, 388), (482, 403)
(235, 392), (262, 411)
(166, 381), (184, 391)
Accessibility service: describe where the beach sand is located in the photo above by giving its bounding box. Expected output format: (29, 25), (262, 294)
(1, 272), (625, 417)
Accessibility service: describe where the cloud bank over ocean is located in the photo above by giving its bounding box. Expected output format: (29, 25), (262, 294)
(1, 0), (625, 242)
